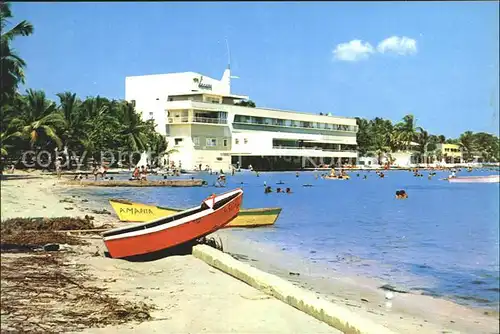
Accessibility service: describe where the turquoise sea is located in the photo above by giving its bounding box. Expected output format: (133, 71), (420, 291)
(64, 168), (500, 309)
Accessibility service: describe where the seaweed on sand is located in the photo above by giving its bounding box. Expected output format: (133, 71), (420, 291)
(1, 253), (155, 332)
(1, 216), (96, 232)
(198, 236), (224, 252)
(0, 216), (98, 252)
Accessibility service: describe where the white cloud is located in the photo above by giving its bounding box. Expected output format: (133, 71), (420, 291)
(377, 36), (417, 55)
(333, 40), (375, 62)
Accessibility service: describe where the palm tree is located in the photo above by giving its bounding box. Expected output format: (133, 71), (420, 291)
(14, 89), (66, 149)
(57, 91), (85, 151)
(355, 117), (371, 156)
(80, 96), (117, 159)
(416, 127), (430, 164)
(394, 114), (417, 151)
(0, 129), (23, 156)
(459, 131), (475, 162)
(434, 148), (443, 164)
(119, 101), (149, 152)
(438, 135), (446, 144)
(0, 3), (34, 104)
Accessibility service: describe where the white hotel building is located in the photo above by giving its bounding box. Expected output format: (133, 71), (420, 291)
(125, 68), (358, 171)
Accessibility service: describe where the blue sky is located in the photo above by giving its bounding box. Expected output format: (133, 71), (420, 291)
(11, 2), (499, 138)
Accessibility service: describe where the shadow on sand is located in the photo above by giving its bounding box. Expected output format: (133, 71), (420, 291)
(104, 240), (198, 262)
(0, 174), (43, 181)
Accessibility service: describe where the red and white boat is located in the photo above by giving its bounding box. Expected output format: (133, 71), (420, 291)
(102, 188), (243, 258)
(448, 175), (500, 184)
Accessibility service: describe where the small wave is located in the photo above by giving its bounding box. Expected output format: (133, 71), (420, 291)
(454, 295), (492, 304)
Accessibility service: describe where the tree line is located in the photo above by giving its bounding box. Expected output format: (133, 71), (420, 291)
(1, 2), (498, 170)
(1, 3), (173, 169)
(356, 115), (499, 164)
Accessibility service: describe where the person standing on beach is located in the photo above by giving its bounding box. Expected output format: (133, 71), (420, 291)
(55, 158), (62, 179)
(92, 165), (100, 181)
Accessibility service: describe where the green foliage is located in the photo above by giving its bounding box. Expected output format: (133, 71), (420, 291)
(356, 114), (500, 163)
(1, 90), (168, 167)
(235, 100), (256, 107)
(0, 2), (34, 105)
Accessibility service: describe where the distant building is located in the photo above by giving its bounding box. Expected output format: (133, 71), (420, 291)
(436, 143), (463, 163)
(125, 68), (358, 171)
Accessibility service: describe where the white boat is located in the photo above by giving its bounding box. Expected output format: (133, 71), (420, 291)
(448, 175), (500, 183)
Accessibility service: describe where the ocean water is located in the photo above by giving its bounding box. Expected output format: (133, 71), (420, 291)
(65, 168), (500, 309)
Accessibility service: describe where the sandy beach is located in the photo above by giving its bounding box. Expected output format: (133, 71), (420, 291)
(1, 171), (340, 333)
(1, 170), (499, 333)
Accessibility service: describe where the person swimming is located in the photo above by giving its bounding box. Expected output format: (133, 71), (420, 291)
(264, 186), (272, 194)
(296, 172), (299, 178)
(395, 190), (408, 199)
(277, 187), (282, 193)
(286, 187), (292, 194)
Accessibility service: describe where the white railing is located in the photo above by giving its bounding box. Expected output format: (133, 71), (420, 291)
(168, 117), (189, 123)
(168, 117), (227, 124)
(192, 117), (227, 124)
(233, 121), (357, 133)
(272, 146), (357, 153)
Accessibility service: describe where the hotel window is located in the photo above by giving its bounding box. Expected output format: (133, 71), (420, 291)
(149, 112), (154, 118)
(131, 100), (136, 107)
(244, 138), (248, 144)
(193, 137), (200, 146)
(235, 138), (240, 145)
(206, 138), (217, 147)
(223, 139), (228, 147)
(174, 138), (183, 146)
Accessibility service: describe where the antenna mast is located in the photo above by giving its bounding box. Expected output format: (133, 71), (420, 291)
(225, 38), (231, 70)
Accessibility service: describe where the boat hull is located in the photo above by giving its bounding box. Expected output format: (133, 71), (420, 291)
(103, 189), (243, 258)
(109, 199), (281, 227)
(448, 175), (500, 183)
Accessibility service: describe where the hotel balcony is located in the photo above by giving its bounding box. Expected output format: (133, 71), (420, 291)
(232, 118), (358, 135)
(167, 116), (227, 125)
(272, 146), (357, 153)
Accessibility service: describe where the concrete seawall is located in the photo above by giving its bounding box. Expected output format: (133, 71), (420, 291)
(192, 245), (397, 334)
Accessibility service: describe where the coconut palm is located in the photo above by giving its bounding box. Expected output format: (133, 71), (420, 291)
(434, 148), (443, 164)
(355, 117), (372, 156)
(57, 91), (86, 151)
(119, 101), (149, 152)
(394, 114), (418, 151)
(0, 3), (34, 103)
(13, 89), (66, 149)
(416, 128), (430, 163)
(0, 129), (23, 156)
(458, 131), (475, 162)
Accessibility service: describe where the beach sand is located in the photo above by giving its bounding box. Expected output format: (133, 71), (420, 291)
(1, 171), (340, 333)
(213, 231), (500, 334)
(1, 170), (499, 333)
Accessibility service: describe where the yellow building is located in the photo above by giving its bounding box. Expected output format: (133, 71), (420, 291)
(436, 143), (463, 163)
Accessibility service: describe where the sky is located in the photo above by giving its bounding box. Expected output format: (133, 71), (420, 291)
(11, 1), (500, 138)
